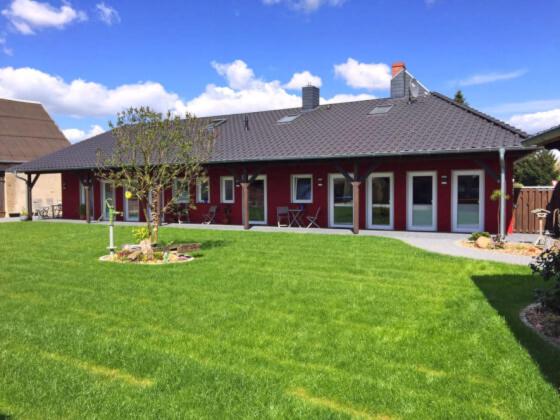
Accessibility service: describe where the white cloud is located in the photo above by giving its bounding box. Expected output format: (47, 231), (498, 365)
(323, 93), (375, 104)
(509, 109), (560, 134)
(457, 69), (526, 87)
(211, 60), (256, 90)
(334, 58), (391, 90)
(284, 71), (322, 89)
(187, 60), (301, 116)
(0, 66), (189, 117)
(1, 0), (87, 35)
(262, 0), (346, 13)
(95, 2), (120, 25)
(0, 60), (379, 124)
(63, 124), (104, 143)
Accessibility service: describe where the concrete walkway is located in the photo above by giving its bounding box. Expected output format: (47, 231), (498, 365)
(15, 218), (537, 266)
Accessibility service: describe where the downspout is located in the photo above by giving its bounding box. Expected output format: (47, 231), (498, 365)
(499, 148), (506, 239)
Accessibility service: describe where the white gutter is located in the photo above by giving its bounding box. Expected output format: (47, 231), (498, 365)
(499, 147), (506, 239)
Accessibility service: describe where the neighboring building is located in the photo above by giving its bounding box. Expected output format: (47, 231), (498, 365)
(14, 62), (533, 234)
(0, 98), (69, 217)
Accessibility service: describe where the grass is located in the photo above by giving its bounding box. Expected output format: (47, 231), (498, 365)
(0, 222), (559, 418)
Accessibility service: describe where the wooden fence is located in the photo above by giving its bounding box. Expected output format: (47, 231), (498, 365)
(512, 186), (559, 234)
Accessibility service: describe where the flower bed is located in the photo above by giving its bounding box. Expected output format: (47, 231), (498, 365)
(521, 304), (560, 349)
(459, 240), (542, 257)
(99, 242), (200, 265)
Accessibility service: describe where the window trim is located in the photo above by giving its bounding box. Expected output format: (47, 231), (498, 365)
(291, 174), (313, 204)
(173, 179), (190, 204)
(366, 172), (394, 230)
(451, 169), (484, 233)
(220, 176), (235, 204)
(196, 177), (210, 204)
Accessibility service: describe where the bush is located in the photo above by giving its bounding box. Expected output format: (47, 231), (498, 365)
(132, 226), (151, 243)
(530, 246), (560, 314)
(469, 231), (491, 241)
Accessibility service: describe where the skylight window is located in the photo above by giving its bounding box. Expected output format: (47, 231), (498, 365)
(368, 105), (393, 115)
(277, 114), (300, 124)
(207, 118), (227, 131)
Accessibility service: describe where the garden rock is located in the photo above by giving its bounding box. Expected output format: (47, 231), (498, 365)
(140, 239), (154, 260)
(475, 236), (493, 249)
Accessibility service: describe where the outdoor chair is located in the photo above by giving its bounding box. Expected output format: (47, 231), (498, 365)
(202, 205), (217, 224)
(306, 207), (321, 228)
(276, 206), (289, 227)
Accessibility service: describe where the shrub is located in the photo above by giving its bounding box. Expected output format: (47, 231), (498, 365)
(132, 226), (151, 243)
(469, 231), (491, 241)
(530, 246), (560, 314)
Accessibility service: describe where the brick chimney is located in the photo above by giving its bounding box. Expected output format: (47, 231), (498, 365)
(302, 85), (320, 111)
(391, 61), (407, 98)
(391, 61), (406, 77)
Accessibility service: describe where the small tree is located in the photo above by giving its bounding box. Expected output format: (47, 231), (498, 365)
(530, 246), (560, 314)
(454, 90), (468, 106)
(97, 107), (214, 243)
(514, 150), (559, 186)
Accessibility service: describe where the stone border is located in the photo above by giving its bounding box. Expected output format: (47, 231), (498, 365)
(519, 303), (560, 350)
(99, 254), (194, 265)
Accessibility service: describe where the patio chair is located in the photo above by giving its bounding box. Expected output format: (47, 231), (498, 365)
(202, 205), (217, 224)
(306, 207), (321, 228)
(276, 206), (289, 227)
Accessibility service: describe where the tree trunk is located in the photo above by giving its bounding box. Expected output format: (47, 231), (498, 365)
(151, 193), (160, 244)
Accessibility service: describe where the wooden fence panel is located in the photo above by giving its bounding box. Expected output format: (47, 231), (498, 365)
(513, 186), (557, 233)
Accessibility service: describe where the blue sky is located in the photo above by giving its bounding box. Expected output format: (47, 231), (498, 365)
(1, 0), (559, 141)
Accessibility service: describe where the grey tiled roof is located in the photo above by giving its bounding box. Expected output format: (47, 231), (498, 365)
(13, 92), (528, 173)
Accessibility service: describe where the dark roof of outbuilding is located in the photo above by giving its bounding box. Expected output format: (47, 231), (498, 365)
(13, 92), (529, 173)
(523, 123), (560, 148)
(0, 98), (69, 164)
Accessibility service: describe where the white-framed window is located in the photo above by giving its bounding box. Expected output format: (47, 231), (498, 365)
(220, 176), (235, 203)
(291, 174), (313, 203)
(173, 179), (190, 204)
(196, 178), (210, 203)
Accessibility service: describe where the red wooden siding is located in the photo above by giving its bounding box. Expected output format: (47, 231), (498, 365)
(60, 153), (516, 233)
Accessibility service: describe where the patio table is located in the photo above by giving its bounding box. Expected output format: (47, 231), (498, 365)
(288, 208), (304, 227)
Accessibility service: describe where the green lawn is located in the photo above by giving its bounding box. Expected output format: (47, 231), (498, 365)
(0, 223), (559, 418)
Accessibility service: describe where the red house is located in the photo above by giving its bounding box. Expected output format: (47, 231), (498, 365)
(14, 62), (533, 235)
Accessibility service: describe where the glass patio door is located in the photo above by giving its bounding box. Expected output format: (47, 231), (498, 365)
(452, 170), (484, 232)
(329, 174), (353, 227)
(407, 172), (437, 231)
(101, 181), (115, 221)
(367, 173), (393, 229)
(249, 175), (267, 224)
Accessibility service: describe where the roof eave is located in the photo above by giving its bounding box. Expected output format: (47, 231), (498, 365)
(523, 125), (560, 148)
(13, 146), (534, 173)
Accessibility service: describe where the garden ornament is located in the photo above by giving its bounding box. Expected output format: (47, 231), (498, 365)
(531, 208), (550, 247)
(106, 198), (123, 255)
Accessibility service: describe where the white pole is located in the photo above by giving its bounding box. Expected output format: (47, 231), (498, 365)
(499, 148), (506, 239)
(109, 224), (115, 255)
